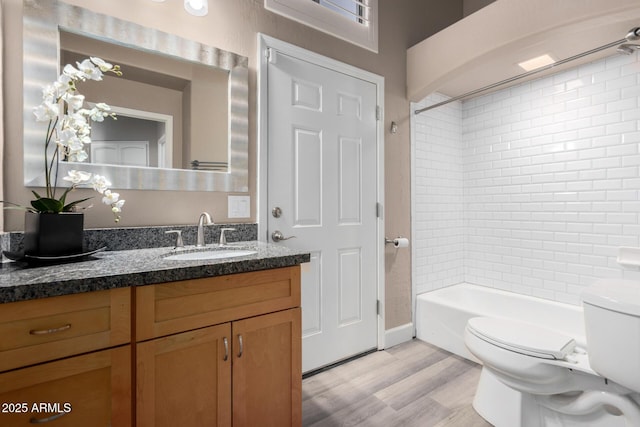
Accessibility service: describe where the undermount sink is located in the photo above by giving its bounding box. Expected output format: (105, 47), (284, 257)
(164, 248), (257, 261)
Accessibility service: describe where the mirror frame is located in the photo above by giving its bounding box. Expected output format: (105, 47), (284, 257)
(23, 0), (249, 192)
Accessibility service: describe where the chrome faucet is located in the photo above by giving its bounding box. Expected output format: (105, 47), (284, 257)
(196, 212), (214, 247)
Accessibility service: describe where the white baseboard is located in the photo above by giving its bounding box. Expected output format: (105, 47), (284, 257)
(384, 322), (414, 348)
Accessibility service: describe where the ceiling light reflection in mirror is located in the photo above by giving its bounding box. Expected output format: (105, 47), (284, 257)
(151, 0), (209, 17)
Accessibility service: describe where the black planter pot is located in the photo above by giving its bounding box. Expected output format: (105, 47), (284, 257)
(23, 212), (84, 257)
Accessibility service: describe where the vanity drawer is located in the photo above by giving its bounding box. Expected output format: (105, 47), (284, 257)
(0, 288), (131, 372)
(136, 266), (301, 341)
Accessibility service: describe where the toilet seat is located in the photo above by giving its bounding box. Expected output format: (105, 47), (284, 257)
(467, 317), (576, 360)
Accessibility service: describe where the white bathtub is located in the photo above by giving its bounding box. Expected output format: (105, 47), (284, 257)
(416, 283), (586, 362)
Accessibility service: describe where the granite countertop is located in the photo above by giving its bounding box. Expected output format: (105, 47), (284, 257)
(0, 241), (310, 304)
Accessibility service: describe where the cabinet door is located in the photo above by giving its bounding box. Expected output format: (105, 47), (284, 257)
(137, 323), (231, 427)
(232, 308), (302, 427)
(0, 345), (131, 426)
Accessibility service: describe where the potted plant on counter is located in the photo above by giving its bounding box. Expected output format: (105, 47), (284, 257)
(4, 57), (125, 258)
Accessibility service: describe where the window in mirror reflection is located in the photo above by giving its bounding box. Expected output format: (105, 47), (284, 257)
(60, 31), (229, 172)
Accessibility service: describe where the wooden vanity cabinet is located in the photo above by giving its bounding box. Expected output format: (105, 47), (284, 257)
(0, 288), (132, 427)
(0, 264), (302, 426)
(135, 266), (302, 427)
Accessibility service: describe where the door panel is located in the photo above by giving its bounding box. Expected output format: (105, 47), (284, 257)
(293, 128), (323, 226)
(339, 137), (362, 224)
(292, 78), (322, 110)
(338, 247), (362, 326)
(267, 49), (379, 372)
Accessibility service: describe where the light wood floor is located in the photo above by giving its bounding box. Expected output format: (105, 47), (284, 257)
(302, 339), (492, 427)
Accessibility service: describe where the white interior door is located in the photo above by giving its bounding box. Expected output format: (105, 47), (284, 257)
(266, 48), (380, 373)
(91, 141), (149, 166)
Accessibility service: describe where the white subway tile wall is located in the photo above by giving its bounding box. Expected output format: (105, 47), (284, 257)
(411, 93), (465, 295)
(412, 52), (640, 305)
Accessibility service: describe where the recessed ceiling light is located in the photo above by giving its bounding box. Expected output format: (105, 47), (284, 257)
(517, 54), (556, 71)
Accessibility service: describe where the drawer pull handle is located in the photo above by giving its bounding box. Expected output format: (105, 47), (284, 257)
(223, 337), (229, 361)
(29, 324), (71, 335)
(237, 334), (243, 358)
(30, 411), (67, 423)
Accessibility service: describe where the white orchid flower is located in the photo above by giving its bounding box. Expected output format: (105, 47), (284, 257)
(90, 57), (114, 72)
(111, 199), (125, 213)
(56, 128), (77, 146)
(63, 93), (85, 111)
(77, 58), (103, 81)
(62, 64), (85, 82)
(67, 138), (85, 153)
(63, 113), (89, 136)
(86, 103), (113, 122)
(91, 175), (112, 194)
(33, 101), (59, 122)
(102, 189), (120, 205)
(41, 84), (58, 101)
(63, 170), (92, 185)
(88, 108), (107, 122)
(68, 150), (88, 163)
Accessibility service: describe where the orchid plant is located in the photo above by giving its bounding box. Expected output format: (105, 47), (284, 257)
(11, 57), (125, 222)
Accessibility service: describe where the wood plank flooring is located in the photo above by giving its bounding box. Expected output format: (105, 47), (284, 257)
(302, 339), (492, 427)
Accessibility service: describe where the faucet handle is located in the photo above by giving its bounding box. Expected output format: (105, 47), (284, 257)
(219, 228), (236, 246)
(165, 230), (184, 248)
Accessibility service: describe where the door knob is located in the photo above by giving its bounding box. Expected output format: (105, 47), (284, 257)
(271, 230), (296, 242)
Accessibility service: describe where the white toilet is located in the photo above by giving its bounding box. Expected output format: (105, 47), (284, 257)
(464, 279), (640, 427)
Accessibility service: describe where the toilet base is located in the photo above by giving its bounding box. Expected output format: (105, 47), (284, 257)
(473, 368), (632, 427)
(473, 368), (537, 427)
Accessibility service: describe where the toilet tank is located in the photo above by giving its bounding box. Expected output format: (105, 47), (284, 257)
(582, 280), (640, 393)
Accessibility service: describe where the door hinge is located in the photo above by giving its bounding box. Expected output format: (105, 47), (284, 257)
(376, 299), (381, 316)
(266, 48), (276, 64)
(376, 202), (383, 219)
(376, 105), (381, 121)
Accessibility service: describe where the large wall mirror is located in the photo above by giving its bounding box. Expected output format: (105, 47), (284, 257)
(23, 0), (249, 192)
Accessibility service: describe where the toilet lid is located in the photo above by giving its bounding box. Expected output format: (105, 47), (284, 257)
(467, 317), (576, 360)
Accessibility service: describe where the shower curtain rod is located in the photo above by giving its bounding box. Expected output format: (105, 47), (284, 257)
(413, 38), (627, 115)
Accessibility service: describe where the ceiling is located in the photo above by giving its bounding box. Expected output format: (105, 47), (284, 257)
(407, 0), (640, 102)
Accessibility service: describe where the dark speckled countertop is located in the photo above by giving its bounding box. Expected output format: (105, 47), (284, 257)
(0, 241), (310, 304)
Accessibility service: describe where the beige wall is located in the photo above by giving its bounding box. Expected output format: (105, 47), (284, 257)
(463, 0), (496, 17)
(189, 65), (228, 166)
(3, 0), (462, 329)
